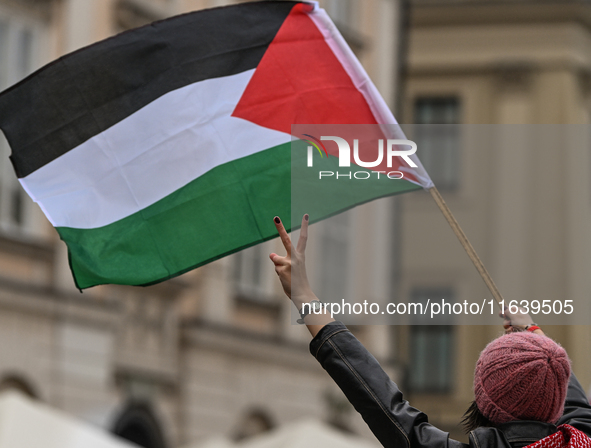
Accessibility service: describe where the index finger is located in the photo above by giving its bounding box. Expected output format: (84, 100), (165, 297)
(274, 216), (291, 256)
(296, 214), (309, 253)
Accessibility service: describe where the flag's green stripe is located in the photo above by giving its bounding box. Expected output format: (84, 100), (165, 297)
(289, 139), (422, 228)
(57, 142), (421, 289)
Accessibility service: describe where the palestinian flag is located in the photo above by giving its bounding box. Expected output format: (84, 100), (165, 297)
(0, 1), (431, 289)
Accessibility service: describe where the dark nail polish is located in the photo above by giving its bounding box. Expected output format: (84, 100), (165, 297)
(304, 214), (309, 221)
(274, 216), (280, 224)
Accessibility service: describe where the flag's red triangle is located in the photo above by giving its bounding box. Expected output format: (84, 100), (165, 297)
(233, 4), (420, 184)
(232, 4), (378, 133)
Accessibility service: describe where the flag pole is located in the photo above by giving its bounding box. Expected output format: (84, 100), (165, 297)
(428, 186), (505, 309)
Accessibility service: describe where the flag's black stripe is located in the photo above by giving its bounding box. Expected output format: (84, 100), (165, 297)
(0, 1), (300, 178)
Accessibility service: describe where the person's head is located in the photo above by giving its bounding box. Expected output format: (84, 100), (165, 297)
(462, 332), (571, 433)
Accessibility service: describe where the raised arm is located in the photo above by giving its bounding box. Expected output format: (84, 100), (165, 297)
(269, 215), (334, 336)
(310, 321), (456, 448)
(269, 215), (460, 448)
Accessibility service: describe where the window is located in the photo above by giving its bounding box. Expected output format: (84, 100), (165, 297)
(316, 212), (351, 304)
(0, 10), (44, 236)
(0, 13), (37, 96)
(233, 241), (275, 303)
(0, 20), (8, 88)
(414, 97), (461, 190)
(408, 288), (454, 393)
(232, 241), (281, 333)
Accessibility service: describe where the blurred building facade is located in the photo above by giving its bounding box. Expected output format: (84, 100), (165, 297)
(0, 0), (403, 447)
(3, 0), (591, 447)
(400, 0), (591, 440)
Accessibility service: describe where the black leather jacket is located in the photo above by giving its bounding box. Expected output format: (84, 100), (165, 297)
(310, 321), (591, 448)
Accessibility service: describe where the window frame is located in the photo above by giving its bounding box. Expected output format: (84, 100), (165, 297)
(0, 5), (48, 239)
(407, 287), (455, 394)
(233, 240), (277, 304)
(412, 96), (462, 192)
(312, 211), (354, 306)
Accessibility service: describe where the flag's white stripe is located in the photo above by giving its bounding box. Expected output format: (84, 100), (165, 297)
(309, 6), (434, 189)
(20, 69), (291, 229)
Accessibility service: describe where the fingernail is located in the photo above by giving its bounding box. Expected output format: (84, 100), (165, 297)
(274, 216), (280, 224)
(304, 214), (309, 221)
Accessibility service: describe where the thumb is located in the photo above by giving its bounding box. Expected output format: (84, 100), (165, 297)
(269, 253), (289, 265)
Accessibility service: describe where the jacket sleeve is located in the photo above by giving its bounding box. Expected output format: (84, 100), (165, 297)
(557, 373), (591, 436)
(310, 321), (457, 448)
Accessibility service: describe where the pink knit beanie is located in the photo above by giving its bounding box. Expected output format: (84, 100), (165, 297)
(474, 332), (571, 425)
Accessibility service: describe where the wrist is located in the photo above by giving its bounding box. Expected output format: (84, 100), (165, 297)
(292, 292), (318, 310)
(297, 299), (324, 324)
(524, 324), (544, 335)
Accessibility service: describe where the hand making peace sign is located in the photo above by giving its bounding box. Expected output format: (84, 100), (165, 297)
(269, 214), (316, 308)
(269, 214), (334, 336)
